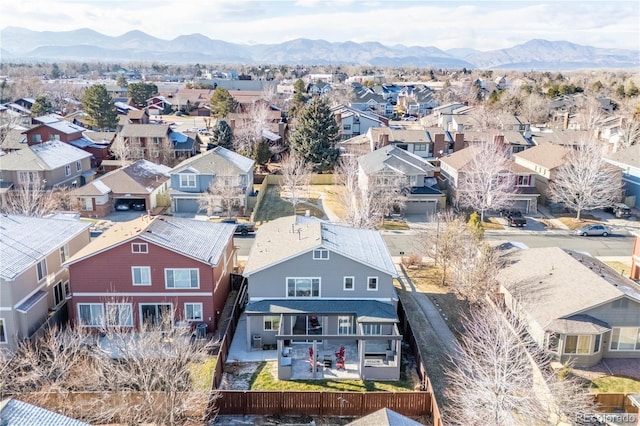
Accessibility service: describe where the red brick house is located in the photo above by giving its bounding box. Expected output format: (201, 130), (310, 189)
(64, 215), (236, 334)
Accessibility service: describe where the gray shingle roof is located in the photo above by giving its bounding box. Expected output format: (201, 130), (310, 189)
(243, 216), (397, 277)
(0, 215), (90, 281)
(347, 408), (424, 426)
(359, 145), (435, 176)
(0, 398), (89, 426)
(30, 141), (92, 169)
(171, 146), (254, 175)
(245, 299), (398, 322)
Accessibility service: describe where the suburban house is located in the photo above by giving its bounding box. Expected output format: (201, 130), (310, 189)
(146, 95), (172, 115)
(348, 89), (394, 118)
(117, 124), (198, 163)
(513, 143), (570, 206)
(440, 145), (540, 213)
(169, 146), (254, 215)
(0, 398), (89, 425)
(0, 215), (91, 352)
(358, 145), (445, 216)
(396, 85), (437, 117)
(332, 105), (388, 140)
(69, 159), (171, 217)
(498, 247), (640, 367)
(64, 215), (236, 333)
(0, 140), (94, 191)
(606, 144), (640, 208)
(241, 215), (402, 380)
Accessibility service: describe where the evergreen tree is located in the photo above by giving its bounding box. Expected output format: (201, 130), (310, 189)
(253, 139), (272, 165)
(116, 75), (128, 88)
(467, 211), (485, 240)
(30, 95), (54, 117)
(127, 82), (158, 108)
(209, 88), (238, 118)
(289, 97), (340, 172)
(50, 63), (62, 79)
(210, 120), (233, 149)
(82, 84), (118, 130)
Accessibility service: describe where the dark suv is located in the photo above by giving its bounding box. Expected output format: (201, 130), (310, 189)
(500, 209), (527, 227)
(604, 203), (631, 218)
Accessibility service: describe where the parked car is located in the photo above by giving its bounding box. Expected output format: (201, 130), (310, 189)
(221, 218), (255, 236)
(500, 209), (527, 227)
(604, 203), (631, 218)
(575, 224), (612, 237)
(131, 201), (145, 211)
(115, 203), (130, 211)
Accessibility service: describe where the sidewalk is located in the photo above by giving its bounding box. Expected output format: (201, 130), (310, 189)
(536, 204), (570, 230)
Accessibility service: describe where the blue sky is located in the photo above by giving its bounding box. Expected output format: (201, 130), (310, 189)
(2, 0), (638, 51)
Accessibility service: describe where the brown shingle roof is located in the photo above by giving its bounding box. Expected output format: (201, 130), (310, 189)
(513, 143), (569, 170)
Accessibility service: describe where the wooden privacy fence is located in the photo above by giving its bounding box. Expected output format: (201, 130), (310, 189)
(216, 390), (430, 417)
(594, 393), (638, 414)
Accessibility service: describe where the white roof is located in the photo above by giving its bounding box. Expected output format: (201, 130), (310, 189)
(30, 141), (92, 169)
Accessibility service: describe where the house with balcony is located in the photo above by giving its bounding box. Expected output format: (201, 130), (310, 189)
(169, 146), (254, 214)
(332, 105), (388, 141)
(513, 143), (570, 206)
(0, 215), (91, 352)
(64, 215), (236, 333)
(240, 215), (402, 380)
(498, 247), (640, 368)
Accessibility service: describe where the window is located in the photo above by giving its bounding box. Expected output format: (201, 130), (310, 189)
(53, 281), (65, 306)
(78, 303), (104, 327)
(610, 327), (640, 351)
(516, 175), (531, 186)
(132, 266), (152, 286)
(106, 303), (133, 327)
(367, 277), (378, 291)
(287, 277), (320, 298)
(564, 335), (591, 354)
(0, 318), (6, 343)
(414, 143), (427, 151)
(59, 244), (69, 263)
(338, 316), (355, 335)
(36, 259), (47, 281)
(343, 276), (354, 291)
(593, 334), (601, 353)
(131, 243), (148, 254)
(343, 124), (351, 131)
(184, 303), (203, 321)
(263, 315), (280, 331)
(363, 324), (382, 335)
(546, 332), (559, 353)
(76, 160), (82, 172)
(179, 174), (196, 188)
(18, 171), (38, 185)
(165, 268), (199, 289)
(51, 134), (60, 141)
(313, 249), (329, 260)
(31, 134), (41, 143)
(65, 164), (71, 176)
(64, 282), (70, 298)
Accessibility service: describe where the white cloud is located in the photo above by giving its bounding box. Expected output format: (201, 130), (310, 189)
(1, 0), (637, 51)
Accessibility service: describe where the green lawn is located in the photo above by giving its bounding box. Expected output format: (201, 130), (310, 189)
(249, 361), (418, 392)
(189, 357), (217, 391)
(590, 376), (640, 393)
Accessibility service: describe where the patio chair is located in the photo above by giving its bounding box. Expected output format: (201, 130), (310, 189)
(336, 354), (345, 370)
(335, 346), (345, 359)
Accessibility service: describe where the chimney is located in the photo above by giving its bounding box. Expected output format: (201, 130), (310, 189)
(278, 122), (286, 139)
(563, 112), (569, 130)
(453, 133), (465, 152)
(230, 118), (236, 130)
(493, 135), (505, 145)
(434, 134), (445, 157)
(335, 113), (342, 126)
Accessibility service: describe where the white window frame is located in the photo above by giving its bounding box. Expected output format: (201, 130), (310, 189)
(610, 327), (640, 351)
(59, 244), (69, 263)
(139, 303), (173, 328)
(65, 164), (71, 176)
(179, 173), (196, 188)
(313, 249), (329, 260)
(184, 303), (203, 322)
(78, 303), (104, 327)
(563, 335), (592, 355)
(131, 266), (152, 286)
(286, 277), (321, 298)
(53, 281), (65, 306)
(36, 259), (47, 281)
(363, 324), (382, 335)
(131, 243), (149, 254)
(0, 318), (6, 343)
(263, 315), (280, 331)
(414, 143), (427, 151)
(165, 268), (200, 289)
(343, 276), (354, 291)
(105, 303), (133, 327)
(76, 160), (82, 172)
(338, 316), (354, 335)
(545, 332), (559, 353)
(367, 276), (378, 291)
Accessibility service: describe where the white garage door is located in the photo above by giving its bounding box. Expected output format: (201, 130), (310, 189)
(176, 198), (202, 213)
(511, 200), (530, 213)
(405, 200), (437, 216)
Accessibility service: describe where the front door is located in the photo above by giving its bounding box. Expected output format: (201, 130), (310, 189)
(139, 303), (172, 329)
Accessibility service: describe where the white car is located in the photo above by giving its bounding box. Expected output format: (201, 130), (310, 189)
(575, 224), (612, 236)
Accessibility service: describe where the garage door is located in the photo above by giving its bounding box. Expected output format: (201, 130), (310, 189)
(176, 198), (202, 213)
(404, 200), (437, 216)
(511, 200), (529, 213)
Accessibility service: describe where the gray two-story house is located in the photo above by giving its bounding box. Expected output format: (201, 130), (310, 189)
(241, 216), (402, 380)
(169, 147), (254, 215)
(498, 247), (640, 368)
(0, 215), (91, 352)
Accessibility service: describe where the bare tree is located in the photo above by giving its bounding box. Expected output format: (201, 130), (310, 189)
(518, 94), (551, 126)
(233, 102), (271, 157)
(456, 140), (515, 221)
(109, 134), (144, 162)
(199, 166), (244, 217)
(445, 305), (595, 426)
(548, 140), (623, 220)
(422, 211), (470, 286)
(279, 153), (313, 215)
(575, 97), (604, 131)
(3, 181), (73, 216)
(450, 243), (502, 304)
(616, 118), (640, 150)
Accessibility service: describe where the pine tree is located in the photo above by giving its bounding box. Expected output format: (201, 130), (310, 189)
(127, 82), (158, 108)
(253, 139), (272, 165)
(209, 88), (238, 118)
(82, 84), (118, 130)
(30, 95), (54, 117)
(210, 120), (233, 149)
(289, 97), (340, 172)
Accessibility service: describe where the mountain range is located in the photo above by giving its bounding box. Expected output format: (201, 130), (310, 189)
(1, 27), (638, 70)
